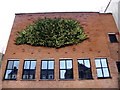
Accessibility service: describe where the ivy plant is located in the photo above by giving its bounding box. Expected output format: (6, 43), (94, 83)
(15, 18), (88, 48)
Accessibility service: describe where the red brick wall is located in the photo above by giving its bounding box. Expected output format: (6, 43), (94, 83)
(2, 12), (119, 88)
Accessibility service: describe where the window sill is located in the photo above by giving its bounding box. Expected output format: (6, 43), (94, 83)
(58, 79), (75, 81)
(39, 79), (56, 81)
(78, 78), (94, 80)
(110, 42), (119, 43)
(97, 77), (112, 79)
(3, 79), (17, 81)
(20, 79), (36, 81)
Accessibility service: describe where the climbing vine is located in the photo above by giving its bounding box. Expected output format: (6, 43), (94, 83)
(15, 18), (88, 48)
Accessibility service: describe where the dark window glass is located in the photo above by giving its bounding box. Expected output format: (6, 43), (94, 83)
(4, 60), (19, 80)
(95, 58), (110, 78)
(40, 60), (54, 80)
(78, 59), (93, 79)
(22, 60), (36, 80)
(60, 59), (73, 79)
(116, 62), (120, 73)
(108, 34), (118, 43)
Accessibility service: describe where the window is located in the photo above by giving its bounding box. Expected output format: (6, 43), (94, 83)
(40, 60), (54, 80)
(116, 61), (120, 73)
(22, 60), (36, 80)
(95, 58), (110, 78)
(108, 33), (118, 43)
(78, 59), (93, 79)
(4, 60), (19, 80)
(60, 59), (73, 79)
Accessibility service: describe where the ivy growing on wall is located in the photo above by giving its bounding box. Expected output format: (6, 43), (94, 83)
(15, 18), (88, 48)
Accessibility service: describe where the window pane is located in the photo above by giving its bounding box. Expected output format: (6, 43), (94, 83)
(103, 68), (110, 77)
(108, 34), (118, 43)
(23, 61), (36, 80)
(79, 70), (85, 79)
(101, 59), (107, 67)
(95, 59), (101, 67)
(84, 60), (90, 68)
(5, 61), (19, 80)
(23, 70), (29, 76)
(24, 61), (30, 69)
(79, 70), (92, 79)
(60, 70), (66, 79)
(48, 61), (54, 69)
(97, 69), (103, 77)
(29, 70), (35, 79)
(30, 61), (36, 69)
(11, 74), (17, 79)
(78, 60), (84, 64)
(23, 69), (35, 79)
(65, 69), (73, 79)
(85, 69), (92, 79)
(117, 62), (120, 73)
(5, 70), (12, 79)
(60, 60), (65, 69)
(41, 70), (47, 79)
(29, 75), (34, 79)
(78, 59), (92, 79)
(7, 61), (13, 69)
(23, 75), (29, 79)
(66, 60), (72, 69)
(48, 70), (54, 79)
(13, 61), (19, 69)
(42, 61), (47, 69)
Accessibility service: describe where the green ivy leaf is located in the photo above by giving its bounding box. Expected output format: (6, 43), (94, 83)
(15, 18), (88, 48)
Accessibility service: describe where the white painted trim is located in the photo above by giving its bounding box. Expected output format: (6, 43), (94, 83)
(8, 59), (20, 60)
(41, 58), (54, 60)
(94, 57), (107, 59)
(24, 59), (36, 60)
(77, 58), (90, 60)
(108, 33), (116, 34)
(59, 58), (73, 59)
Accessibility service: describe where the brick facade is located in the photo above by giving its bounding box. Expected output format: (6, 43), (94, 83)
(2, 12), (119, 88)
